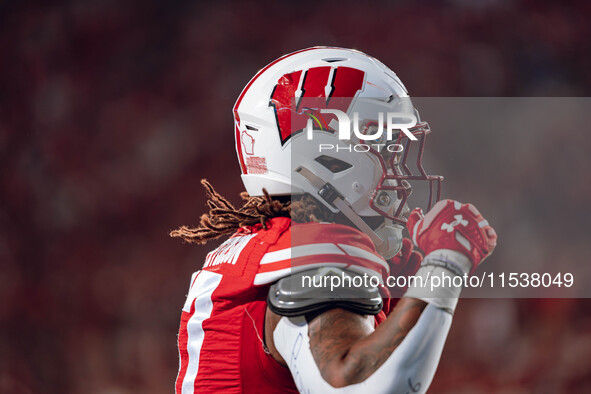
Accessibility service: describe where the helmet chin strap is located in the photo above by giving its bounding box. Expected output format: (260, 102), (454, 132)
(295, 166), (386, 249)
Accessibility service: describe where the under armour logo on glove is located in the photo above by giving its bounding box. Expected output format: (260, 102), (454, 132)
(441, 214), (468, 232)
(407, 199), (497, 274)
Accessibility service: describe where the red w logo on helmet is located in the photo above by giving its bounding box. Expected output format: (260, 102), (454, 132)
(269, 66), (365, 146)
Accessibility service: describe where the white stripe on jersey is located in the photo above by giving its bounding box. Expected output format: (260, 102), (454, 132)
(182, 271), (223, 394)
(253, 263), (384, 286)
(253, 267), (293, 286)
(254, 263), (349, 285)
(259, 244), (385, 267)
(337, 244), (389, 272)
(254, 243), (388, 286)
(260, 243), (345, 265)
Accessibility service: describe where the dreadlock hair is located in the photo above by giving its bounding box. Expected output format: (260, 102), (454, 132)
(170, 179), (334, 244)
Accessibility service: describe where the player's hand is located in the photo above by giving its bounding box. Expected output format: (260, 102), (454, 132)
(407, 199), (497, 274)
(386, 237), (423, 301)
(388, 238), (422, 280)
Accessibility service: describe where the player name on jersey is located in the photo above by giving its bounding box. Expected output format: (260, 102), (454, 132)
(203, 233), (257, 268)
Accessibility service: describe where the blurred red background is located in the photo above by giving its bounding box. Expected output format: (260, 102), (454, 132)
(1, 0), (590, 393)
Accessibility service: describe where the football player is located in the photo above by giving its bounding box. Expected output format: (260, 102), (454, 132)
(171, 47), (497, 393)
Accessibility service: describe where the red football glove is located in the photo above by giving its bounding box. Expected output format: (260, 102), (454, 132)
(384, 238), (423, 312)
(407, 199), (497, 274)
(388, 238), (423, 281)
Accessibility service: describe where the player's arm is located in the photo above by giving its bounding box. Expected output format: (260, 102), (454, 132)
(266, 298), (428, 387)
(267, 299), (452, 393)
(307, 298), (427, 386)
(265, 200), (497, 393)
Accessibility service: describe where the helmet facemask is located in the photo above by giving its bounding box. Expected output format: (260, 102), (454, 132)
(342, 110), (443, 258)
(362, 111), (443, 226)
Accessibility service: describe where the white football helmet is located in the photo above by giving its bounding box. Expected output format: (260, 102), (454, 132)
(233, 47), (442, 258)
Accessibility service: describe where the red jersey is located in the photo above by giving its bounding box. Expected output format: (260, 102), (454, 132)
(176, 217), (390, 393)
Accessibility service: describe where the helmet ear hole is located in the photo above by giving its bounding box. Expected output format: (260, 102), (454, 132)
(314, 155), (352, 173)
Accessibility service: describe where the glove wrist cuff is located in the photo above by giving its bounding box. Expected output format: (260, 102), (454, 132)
(422, 249), (472, 275)
(404, 249), (471, 314)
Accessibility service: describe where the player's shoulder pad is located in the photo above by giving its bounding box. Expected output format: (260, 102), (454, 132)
(268, 266), (383, 317)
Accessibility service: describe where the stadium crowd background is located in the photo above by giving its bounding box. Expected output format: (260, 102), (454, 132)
(1, 0), (590, 392)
